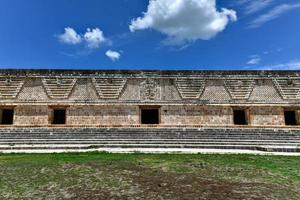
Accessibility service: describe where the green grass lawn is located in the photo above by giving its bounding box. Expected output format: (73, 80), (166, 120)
(0, 153), (300, 199)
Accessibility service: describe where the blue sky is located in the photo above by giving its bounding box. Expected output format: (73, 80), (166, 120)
(0, 0), (299, 70)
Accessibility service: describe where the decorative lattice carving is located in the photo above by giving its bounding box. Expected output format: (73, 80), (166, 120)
(200, 80), (231, 101)
(0, 77), (24, 99)
(92, 78), (127, 99)
(224, 79), (255, 100)
(140, 78), (160, 100)
(273, 78), (300, 100)
(175, 78), (206, 99)
(42, 78), (77, 99)
(248, 79), (282, 102)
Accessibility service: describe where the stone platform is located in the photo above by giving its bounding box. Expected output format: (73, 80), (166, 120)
(1, 69), (300, 154)
(0, 127), (299, 154)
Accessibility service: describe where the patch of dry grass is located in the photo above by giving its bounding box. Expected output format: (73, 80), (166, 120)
(0, 153), (299, 199)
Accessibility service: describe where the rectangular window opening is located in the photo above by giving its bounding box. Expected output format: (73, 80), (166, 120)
(141, 109), (159, 124)
(233, 110), (248, 125)
(1, 109), (14, 125)
(52, 109), (66, 125)
(284, 111), (297, 126)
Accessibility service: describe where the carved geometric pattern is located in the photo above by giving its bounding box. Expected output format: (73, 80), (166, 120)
(200, 80), (231, 101)
(273, 78), (300, 100)
(42, 78), (77, 99)
(249, 79), (282, 102)
(224, 79), (255, 100)
(140, 78), (160, 101)
(0, 77), (24, 99)
(175, 78), (206, 99)
(92, 78), (127, 99)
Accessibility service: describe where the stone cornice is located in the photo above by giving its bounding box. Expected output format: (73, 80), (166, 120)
(1, 69), (300, 78)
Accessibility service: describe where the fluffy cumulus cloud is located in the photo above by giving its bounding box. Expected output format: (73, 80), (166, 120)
(84, 28), (106, 49)
(105, 50), (121, 61)
(129, 0), (237, 45)
(58, 27), (82, 45)
(58, 27), (106, 49)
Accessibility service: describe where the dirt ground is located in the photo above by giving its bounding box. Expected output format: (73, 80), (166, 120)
(0, 153), (299, 200)
(53, 163), (297, 200)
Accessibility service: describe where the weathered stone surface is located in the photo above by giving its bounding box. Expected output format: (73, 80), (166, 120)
(161, 105), (232, 126)
(14, 105), (49, 126)
(0, 69), (299, 127)
(66, 105), (139, 126)
(249, 107), (285, 126)
(0, 77), (24, 99)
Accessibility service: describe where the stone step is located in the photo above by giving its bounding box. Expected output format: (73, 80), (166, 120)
(0, 144), (299, 152)
(0, 127), (299, 153)
(0, 129), (299, 134)
(0, 128), (297, 131)
(17, 132), (298, 135)
(1, 134), (300, 138)
(0, 141), (299, 146)
(1, 138), (299, 142)
(0, 135), (300, 141)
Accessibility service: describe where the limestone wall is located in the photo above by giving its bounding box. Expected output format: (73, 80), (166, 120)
(1, 69), (300, 127)
(8, 104), (297, 127)
(249, 107), (285, 126)
(14, 105), (49, 126)
(1, 70), (300, 104)
(161, 105), (232, 126)
(67, 105), (139, 126)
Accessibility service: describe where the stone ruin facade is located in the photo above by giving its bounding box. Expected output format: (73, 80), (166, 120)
(1, 69), (300, 128)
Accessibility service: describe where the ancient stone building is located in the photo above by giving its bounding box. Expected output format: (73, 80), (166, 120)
(0, 69), (300, 152)
(0, 69), (299, 127)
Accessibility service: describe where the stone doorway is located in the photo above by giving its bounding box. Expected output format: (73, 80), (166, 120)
(141, 108), (160, 124)
(233, 109), (248, 125)
(284, 111), (297, 126)
(0, 109), (14, 125)
(52, 109), (66, 125)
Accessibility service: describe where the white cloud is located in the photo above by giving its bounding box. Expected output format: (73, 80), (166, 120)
(234, 0), (250, 5)
(262, 61), (300, 70)
(58, 27), (82, 45)
(248, 3), (300, 28)
(247, 55), (261, 65)
(243, 0), (273, 15)
(105, 50), (121, 61)
(58, 27), (107, 49)
(84, 28), (106, 49)
(129, 0), (237, 45)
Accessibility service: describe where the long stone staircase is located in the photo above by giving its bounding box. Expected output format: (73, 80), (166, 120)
(0, 127), (299, 153)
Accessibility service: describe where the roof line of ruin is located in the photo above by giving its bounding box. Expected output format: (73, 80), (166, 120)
(0, 68), (299, 78)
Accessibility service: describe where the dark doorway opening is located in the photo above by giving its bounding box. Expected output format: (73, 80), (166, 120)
(233, 110), (248, 125)
(1, 109), (14, 125)
(52, 109), (66, 125)
(284, 111), (297, 126)
(141, 109), (159, 124)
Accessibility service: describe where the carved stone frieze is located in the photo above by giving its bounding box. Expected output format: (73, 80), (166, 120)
(0, 77), (25, 99)
(224, 79), (255, 100)
(273, 78), (300, 100)
(175, 78), (206, 99)
(92, 78), (127, 99)
(42, 78), (77, 99)
(140, 78), (160, 101)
